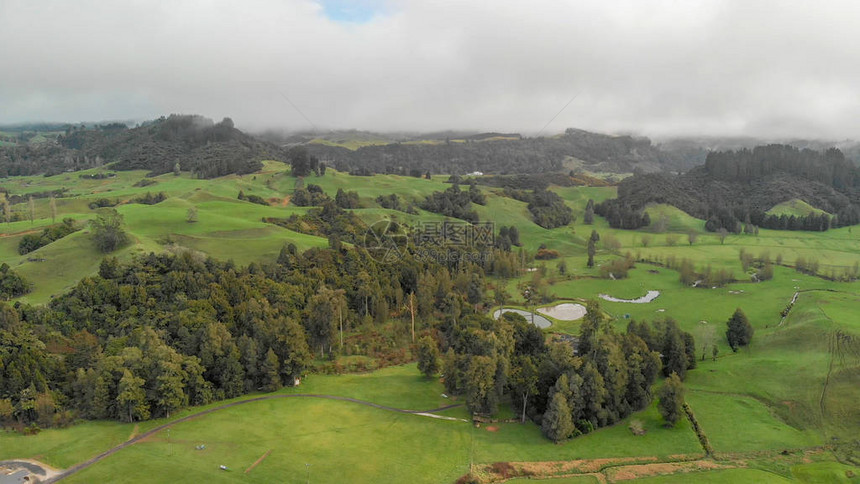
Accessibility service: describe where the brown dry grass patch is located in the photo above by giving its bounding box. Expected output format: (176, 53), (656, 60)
(606, 459), (738, 481)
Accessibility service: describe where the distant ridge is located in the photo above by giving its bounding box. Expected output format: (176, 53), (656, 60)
(0, 115), (284, 178)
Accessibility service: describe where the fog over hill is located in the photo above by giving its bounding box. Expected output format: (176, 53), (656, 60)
(4, 1), (860, 139)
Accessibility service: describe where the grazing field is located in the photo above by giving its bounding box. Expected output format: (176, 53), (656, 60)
(1, 165), (859, 482)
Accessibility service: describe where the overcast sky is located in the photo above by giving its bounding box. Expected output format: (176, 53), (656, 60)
(2, 0), (860, 138)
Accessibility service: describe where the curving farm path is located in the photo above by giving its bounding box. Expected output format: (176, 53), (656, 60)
(44, 393), (464, 483)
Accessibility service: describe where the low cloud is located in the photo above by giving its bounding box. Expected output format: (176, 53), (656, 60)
(2, 0), (859, 138)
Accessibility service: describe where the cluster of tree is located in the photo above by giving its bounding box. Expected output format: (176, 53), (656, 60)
(425, 300), (686, 443)
(420, 184), (484, 223)
(237, 190), (269, 206)
(738, 249), (774, 281)
(527, 190), (573, 229)
(1, 215), (494, 428)
(0, 141), (95, 177)
(0, 264), (30, 300)
(375, 194), (418, 214)
(593, 199), (651, 229)
(18, 218), (78, 254)
(625, 319), (697, 380)
(334, 189), (360, 209)
(287, 146), (325, 177)
(538, 306), (668, 441)
(3, 188), (67, 206)
(266, 201), (370, 246)
(495, 226), (521, 251)
(606, 145), (860, 233)
(502, 188), (573, 229)
(664, 256), (735, 288)
(599, 256), (634, 279)
(483, 248), (530, 279)
(131, 192), (168, 205)
(291, 184), (331, 207)
(792, 257), (860, 282)
(87, 198), (118, 210)
(794, 256), (821, 276)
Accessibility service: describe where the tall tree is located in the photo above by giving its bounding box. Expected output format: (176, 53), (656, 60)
(416, 336), (441, 377)
(49, 196), (57, 224)
(542, 391), (574, 442)
(509, 355), (538, 423)
(261, 348), (282, 391)
(584, 199), (595, 224)
(288, 146), (311, 177)
(657, 372), (685, 427)
(465, 355), (499, 415)
(725, 308), (754, 352)
(587, 238), (596, 268)
(117, 370), (149, 422)
(90, 209), (129, 253)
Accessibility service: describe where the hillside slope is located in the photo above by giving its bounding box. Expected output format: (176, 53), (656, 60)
(0, 115), (285, 178)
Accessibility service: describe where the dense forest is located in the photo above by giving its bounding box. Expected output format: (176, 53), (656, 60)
(605, 145), (860, 232)
(0, 115), (282, 178)
(0, 227), (500, 429)
(306, 128), (698, 176)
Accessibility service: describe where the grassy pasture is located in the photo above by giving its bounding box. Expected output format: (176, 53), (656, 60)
(2, 167), (860, 482)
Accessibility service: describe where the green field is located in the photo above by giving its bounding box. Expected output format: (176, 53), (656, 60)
(767, 199), (829, 217)
(1, 164), (859, 482)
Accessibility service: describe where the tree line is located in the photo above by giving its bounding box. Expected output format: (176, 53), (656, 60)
(18, 218), (79, 255)
(304, 127), (697, 176)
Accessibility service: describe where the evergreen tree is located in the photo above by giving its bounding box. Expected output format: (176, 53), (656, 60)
(262, 348), (282, 391)
(725, 308), (754, 352)
(657, 372), (685, 427)
(584, 199), (595, 224)
(587, 238), (596, 268)
(416, 336), (440, 377)
(542, 391), (574, 443)
(288, 146), (311, 177)
(661, 320), (689, 380)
